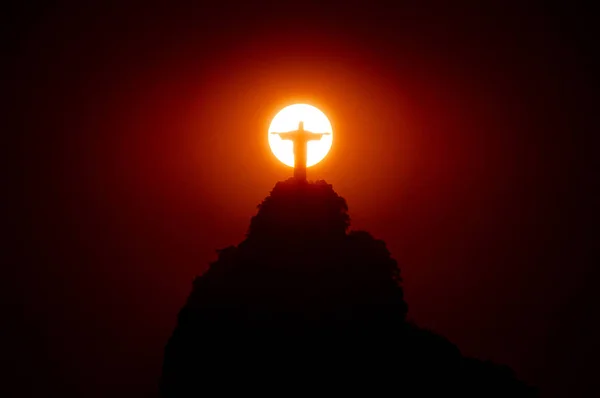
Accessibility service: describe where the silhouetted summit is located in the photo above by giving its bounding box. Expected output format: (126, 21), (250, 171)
(161, 178), (536, 397)
(247, 179), (349, 240)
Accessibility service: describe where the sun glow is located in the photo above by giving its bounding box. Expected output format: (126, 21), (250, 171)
(268, 104), (333, 167)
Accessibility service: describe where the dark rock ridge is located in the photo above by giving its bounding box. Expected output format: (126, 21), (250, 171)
(160, 178), (536, 397)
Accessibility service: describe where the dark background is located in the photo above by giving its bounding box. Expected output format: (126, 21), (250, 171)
(4, 2), (596, 397)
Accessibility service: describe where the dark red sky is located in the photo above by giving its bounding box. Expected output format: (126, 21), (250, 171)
(5, 2), (596, 397)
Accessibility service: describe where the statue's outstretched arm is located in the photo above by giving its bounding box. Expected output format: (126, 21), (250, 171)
(307, 132), (331, 140)
(271, 132), (296, 140)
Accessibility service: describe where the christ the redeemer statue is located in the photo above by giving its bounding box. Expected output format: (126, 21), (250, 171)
(271, 121), (330, 181)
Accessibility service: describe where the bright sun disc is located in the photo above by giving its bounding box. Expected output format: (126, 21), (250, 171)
(268, 104), (333, 168)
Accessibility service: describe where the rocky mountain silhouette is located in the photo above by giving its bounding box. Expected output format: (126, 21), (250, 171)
(160, 178), (537, 396)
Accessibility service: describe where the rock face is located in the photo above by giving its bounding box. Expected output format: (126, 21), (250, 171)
(160, 179), (536, 397)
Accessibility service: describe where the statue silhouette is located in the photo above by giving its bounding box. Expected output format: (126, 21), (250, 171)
(270, 121), (331, 181)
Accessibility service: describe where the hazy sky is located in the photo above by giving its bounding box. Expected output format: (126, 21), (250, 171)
(6, 3), (595, 397)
